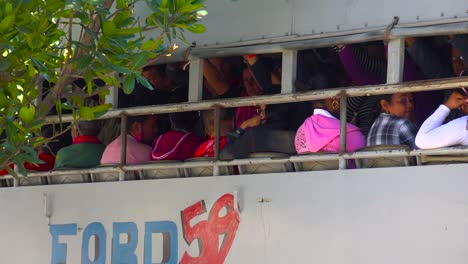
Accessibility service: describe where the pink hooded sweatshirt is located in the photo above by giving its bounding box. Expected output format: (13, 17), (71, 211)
(295, 109), (365, 153)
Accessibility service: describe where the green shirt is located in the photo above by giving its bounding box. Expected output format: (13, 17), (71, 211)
(55, 143), (106, 169)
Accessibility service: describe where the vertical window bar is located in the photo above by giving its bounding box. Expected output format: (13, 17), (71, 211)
(213, 106), (221, 176)
(281, 50), (298, 94)
(188, 57), (204, 102)
(119, 114), (127, 181)
(386, 38), (405, 84)
(339, 91), (348, 169)
(106, 86), (119, 109)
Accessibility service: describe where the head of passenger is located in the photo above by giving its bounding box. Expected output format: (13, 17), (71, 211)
(209, 58), (231, 78)
(202, 109), (234, 138)
(451, 48), (467, 77)
(169, 111), (198, 132)
(127, 115), (158, 145)
(313, 97), (340, 117)
(263, 104), (289, 129)
(142, 66), (173, 92)
(379, 93), (414, 119)
(71, 120), (101, 140)
(242, 68), (262, 96)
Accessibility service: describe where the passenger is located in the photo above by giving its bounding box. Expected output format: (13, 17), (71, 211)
(0, 126), (56, 175)
(55, 120), (105, 168)
(219, 104), (296, 160)
(237, 55), (283, 127)
(338, 42), (434, 131)
(234, 66), (263, 128)
(194, 110), (233, 157)
(415, 91), (468, 149)
(295, 98), (365, 153)
(140, 64), (188, 104)
(0, 146), (55, 176)
(151, 111), (204, 161)
(366, 93), (418, 149)
(337, 43), (387, 135)
(203, 58), (242, 99)
(100, 115), (156, 165)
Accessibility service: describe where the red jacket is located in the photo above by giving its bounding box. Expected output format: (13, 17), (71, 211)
(0, 153), (55, 176)
(151, 130), (204, 161)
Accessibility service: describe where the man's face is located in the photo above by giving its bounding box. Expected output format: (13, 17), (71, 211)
(141, 116), (158, 145)
(143, 68), (173, 92)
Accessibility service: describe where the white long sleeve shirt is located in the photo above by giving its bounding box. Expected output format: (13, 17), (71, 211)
(415, 105), (468, 149)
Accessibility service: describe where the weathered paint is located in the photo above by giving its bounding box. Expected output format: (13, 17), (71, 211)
(2, 164), (468, 263)
(134, 0), (468, 47)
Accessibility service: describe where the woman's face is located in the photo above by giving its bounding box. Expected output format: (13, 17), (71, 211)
(382, 93), (414, 119)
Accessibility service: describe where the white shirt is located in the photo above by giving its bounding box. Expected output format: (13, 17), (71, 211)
(313, 109), (337, 119)
(415, 105), (468, 149)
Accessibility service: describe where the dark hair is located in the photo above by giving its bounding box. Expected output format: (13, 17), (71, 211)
(77, 120), (101, 137)
(127, 115), (148, 129)
(169, 111), (198, 131)
(377, 94), (394, 112)
(264, 104), (289, 129)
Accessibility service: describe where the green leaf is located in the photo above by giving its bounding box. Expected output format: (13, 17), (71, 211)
(30, 57), (48, 72)
(175, 0), (185, 9)
(91, 103), (112, 118)
(16, 26), (33, 34)
(0, 93), (8, 109)
(0, 57), (11, 71)
(178, 3), (203, 13)
(102, 20), (116, 35)
(131, 52), (149, 69)
(72, 96), (84, 107)
(114, 27), (140, 36)
(123, 73), (136, 94)
(135, 72), (154, 90)
(141, 39), (161, 51)
(79, 106), (95, 120)
(12, 121), (27, 133)
(186, 23), (205, 33)
(55, 100), (63, 117)
(91, 103), (112, 113)
(19, 105), (35, 124)
(61, 101), (74, 110)
(75, 55), (93, 70)
(0, 15), (15, 32)
(111, 64), (131, 74)
(116, 0), (127, 9)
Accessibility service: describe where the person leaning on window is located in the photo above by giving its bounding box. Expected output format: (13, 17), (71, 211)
(415, 90), (468, 149)
(295, 97), (365, 154)
(366, 93), (418, 149)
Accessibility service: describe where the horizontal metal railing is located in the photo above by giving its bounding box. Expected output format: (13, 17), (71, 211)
(44, 77), (468, 123)
(2, 146), (467, 183)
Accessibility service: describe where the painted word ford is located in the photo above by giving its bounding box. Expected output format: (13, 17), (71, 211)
(49, 194), (240, 264)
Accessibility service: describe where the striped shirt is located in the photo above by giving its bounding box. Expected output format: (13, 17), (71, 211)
(366, 113), (418, 149)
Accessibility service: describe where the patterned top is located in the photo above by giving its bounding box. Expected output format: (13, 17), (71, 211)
(366, 113), (418, 149)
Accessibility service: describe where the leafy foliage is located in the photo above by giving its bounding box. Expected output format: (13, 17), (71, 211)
(0, 0), (206, 176)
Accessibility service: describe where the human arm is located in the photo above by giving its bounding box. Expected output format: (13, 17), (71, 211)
(415, 92), (468, 149)
(245, 55), (274, 95)
(203, 59), (230, 96)
(338, 45), (384, 85)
